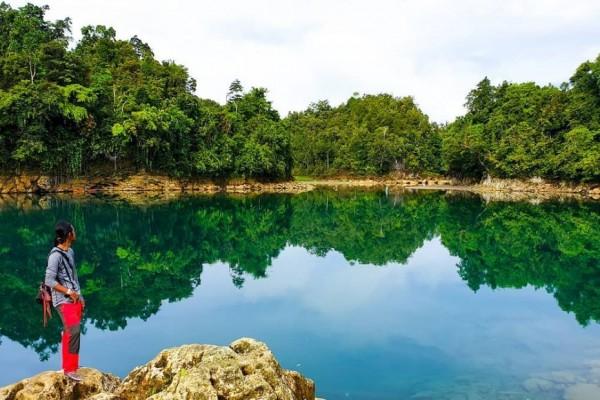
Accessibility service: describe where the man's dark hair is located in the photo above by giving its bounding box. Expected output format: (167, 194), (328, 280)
(54, 220), (74, 247)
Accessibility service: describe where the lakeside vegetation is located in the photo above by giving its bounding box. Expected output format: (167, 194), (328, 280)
(0, 2), (598, 183)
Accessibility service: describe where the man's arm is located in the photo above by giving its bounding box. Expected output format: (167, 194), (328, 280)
(70, 249), (84, 307)
(44, 253), (60, 289)
(45, 253), (80, 302)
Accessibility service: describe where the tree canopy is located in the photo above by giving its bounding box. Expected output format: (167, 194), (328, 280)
(0, 2), (290, 180)
(0, 2), (598, 183)
(286, 95), (441, 176)
(441, 72), (600, 181)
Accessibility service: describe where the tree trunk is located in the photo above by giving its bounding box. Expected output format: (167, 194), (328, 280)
(28, 58), (36, 84)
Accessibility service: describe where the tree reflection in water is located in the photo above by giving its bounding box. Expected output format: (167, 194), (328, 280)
(0, 190), (598, 359)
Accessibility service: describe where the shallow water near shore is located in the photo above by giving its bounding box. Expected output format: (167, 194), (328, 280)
(0, 190), (599, 399)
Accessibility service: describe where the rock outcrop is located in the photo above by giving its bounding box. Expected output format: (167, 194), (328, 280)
(475, 176), (600, 199)
(0, 338), (315, 400)
(0, 368), (120, 400)
(0, 174), (314, 194)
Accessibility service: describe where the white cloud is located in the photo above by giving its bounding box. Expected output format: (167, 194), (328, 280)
(10, 0), (600, 122)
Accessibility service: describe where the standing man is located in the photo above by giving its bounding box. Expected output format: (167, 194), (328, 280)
(45, 220), (85, 382)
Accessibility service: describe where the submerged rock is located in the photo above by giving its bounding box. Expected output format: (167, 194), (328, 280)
(0, 338), (315, 400)
(522, 377), (556, 392)
(564, 383), (600, 400)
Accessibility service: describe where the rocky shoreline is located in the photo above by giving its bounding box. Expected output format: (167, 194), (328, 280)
(301, 176), (600, 199)
(0, 174), (314, 195)
(0, 338), (315, 400)
(0, 173), (598, 200)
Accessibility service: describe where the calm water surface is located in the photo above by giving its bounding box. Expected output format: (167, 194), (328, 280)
(0, 190), (599, 399)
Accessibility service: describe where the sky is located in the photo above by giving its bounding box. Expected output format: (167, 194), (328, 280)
(10, 0), (600, 122)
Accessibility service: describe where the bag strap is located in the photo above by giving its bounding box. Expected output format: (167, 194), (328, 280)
(41, 285), (52, 327)
(50, 248), (75, 287)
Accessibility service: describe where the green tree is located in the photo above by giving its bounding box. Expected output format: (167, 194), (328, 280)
(442, 70), (598, 182)
(465, 77), (496, 125)
(555, 127), (600, 181)
(287, 94), (439, 176)
(0, 3), (71, 85)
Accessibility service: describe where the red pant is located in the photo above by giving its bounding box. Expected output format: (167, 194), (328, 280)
(57, 302), (82, 373)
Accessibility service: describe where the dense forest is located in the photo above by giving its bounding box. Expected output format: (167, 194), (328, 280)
(0, 3), (598, 182)
(286, 96), (441, 175)
(0, 3), (290, 179)
(441, 76), (600, 181)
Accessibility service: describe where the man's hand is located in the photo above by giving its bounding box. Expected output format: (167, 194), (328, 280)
(80, 299), (85, 310)
(68, 291), (80, 303)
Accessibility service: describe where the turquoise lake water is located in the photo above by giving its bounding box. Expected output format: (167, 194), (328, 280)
(0, 190), (599, 399)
